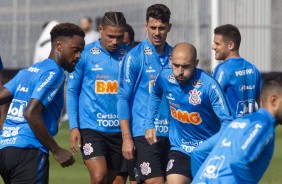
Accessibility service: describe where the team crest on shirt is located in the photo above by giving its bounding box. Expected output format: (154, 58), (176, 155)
(166, 159), (174, 171)
(167, 74), (176, 83)
(144, 47), (153, 55)
(189, 89), (201, 105)
(83, 143), (93, 155)
(140, 162), (152, 175)
(90, 47), (101, 54)
(192, 80), (202, 88)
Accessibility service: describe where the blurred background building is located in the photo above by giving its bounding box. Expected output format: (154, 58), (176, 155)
(0, 0), (280, 72)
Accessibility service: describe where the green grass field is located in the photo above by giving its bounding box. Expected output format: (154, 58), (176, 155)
(48, 122), (282, 184)
(0, 121), (279, 183)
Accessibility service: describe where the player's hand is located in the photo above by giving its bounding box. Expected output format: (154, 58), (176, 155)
(145, 128), (157, 145)
(122, 136), (135, 160)
(52, 147), (75, 168)
(70, 128), (81, 155)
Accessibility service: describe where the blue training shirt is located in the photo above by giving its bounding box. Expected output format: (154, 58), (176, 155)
(117, 39), (172, 137)
(192, 108), (275, 184)
(67, 40), (130, 133)
(212, 57), (262, 118)
(146, 67), (233, 156)
(0, 59), (65, 153)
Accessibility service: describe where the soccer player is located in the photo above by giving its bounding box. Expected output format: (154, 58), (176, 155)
(212, 24), (262, 118)
(192, 72), (282, 183)
(67, 12), (130, 183)
(122, 23), (135, 47)
(145, 43), (233, 183)
(115, 23), (137, 184)
(0, 23), (85, 183)
(117, 4), (172, 183)
(191, 24), (262, 176)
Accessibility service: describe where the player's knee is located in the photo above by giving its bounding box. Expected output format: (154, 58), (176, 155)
(145, 176), (164, 184)
(89, 170), (107, 183)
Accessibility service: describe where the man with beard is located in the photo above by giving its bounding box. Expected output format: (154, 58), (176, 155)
(145, 43), (233, 183)
(191, 24), (262, 177)
(67, 12), (131, 183)
(0, 23), (85, 183)
(192, 72), (282, 183)
(118, 4), (173, 183)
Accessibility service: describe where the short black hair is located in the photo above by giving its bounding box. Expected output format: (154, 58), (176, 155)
(125, 24), (135, 44)
(262, 72), (282, 94)
(146, 4), (171, 23)
(214, 24), (241, 49)
(50, 22), (85, 42)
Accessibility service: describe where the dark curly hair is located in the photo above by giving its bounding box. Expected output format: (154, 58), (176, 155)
(50, 22), (85, 42)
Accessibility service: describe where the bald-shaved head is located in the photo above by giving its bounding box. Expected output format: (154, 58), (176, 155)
(170, 42), (198, 85)
(172, 42), (197, 63)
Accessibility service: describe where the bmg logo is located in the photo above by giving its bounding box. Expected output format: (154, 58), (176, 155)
(7, 99), (28, 122)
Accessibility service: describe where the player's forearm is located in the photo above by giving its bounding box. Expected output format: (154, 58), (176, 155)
(24, 102), (60, 153)
(28, 118), (59, 153)
(0, 104), (9, 131)
(0, 71), (8, 130)
(120, 119), (132, 139)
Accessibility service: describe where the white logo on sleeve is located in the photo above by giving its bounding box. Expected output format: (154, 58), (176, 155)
(221, 138), (231, 147)
(37, 72), (55, 91)
(125, 56), (132, 82)
(16, 84), (29, 93)
(28, 67), (40, 73)
(201, 155), (225, 179)
(241, 124), (262, 150)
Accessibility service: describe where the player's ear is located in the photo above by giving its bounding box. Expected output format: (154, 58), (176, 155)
(269, 94), (279, 109)
(195, 59), (199, 67)
(99, 25), (103, 35)
(228, 41), (235, 50)
(56, 40), (63, 51)
(167, 23), (172, 32)
(144, 22), (149, 31)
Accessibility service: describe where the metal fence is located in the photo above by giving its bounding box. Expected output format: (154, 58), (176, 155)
(0, 0), (281, 72)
